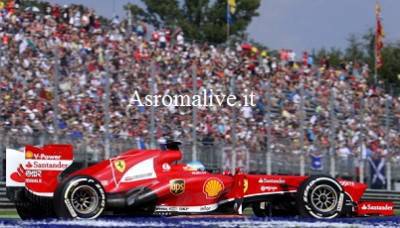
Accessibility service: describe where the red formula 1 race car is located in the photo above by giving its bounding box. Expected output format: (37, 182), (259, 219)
(5, 142), (394, 220)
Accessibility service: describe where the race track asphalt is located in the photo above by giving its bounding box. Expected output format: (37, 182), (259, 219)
(0, 215), (399, 227)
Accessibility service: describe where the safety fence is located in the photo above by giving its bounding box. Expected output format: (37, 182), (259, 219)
(2, 131), (400, 190)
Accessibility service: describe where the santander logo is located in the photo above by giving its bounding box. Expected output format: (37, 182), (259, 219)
(25, 152), (72, 171)
(10, 164), (25, 183)
(361, 204), (393, 211)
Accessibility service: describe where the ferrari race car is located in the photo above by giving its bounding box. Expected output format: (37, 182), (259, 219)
(6, 142), (394, 220)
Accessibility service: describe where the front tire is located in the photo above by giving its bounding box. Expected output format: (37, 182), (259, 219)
(53, 176), (106, 219)
(296, 175), (344, 219)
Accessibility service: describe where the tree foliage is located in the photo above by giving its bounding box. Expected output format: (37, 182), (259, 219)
(125, 0), (261, 43)
(314, 29), (400, 91)
(344, 33), (365, 62)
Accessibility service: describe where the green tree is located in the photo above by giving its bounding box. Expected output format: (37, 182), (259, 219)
(379, 42), (400, 89)
(125, 0), (261, 43)
(344, 34), (365, 63)
(327, 47), (343, 67)
(361, 28), (376, 72)
(360, 28), (400, 89)
(314, 47), (327, 64)
(314, 47), (343, 68)
(20, 0), (50, 11)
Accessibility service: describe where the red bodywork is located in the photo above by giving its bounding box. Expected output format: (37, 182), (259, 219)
(7, 144), (394, 217)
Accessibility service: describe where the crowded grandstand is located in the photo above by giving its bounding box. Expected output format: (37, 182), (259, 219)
(0, 0), (399, 187)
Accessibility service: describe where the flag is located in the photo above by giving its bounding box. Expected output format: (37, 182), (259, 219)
(375, 1), (384, 69)
(368, 156), (386, 189)
(228, 0), (236, 14)
(310, 154), (323, 171)
(226, 0), (236, 25)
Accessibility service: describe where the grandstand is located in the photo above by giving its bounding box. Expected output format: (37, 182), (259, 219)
(0, 0), (399, 189)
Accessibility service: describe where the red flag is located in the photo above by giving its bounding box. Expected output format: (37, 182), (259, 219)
(375, 1), (384, 69)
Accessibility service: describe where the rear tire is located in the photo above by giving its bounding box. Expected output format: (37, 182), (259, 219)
(296, 175), (344, 219)
(15, 201), (44, 220)
(53, 176), (106, 219)
(15, 189), (54, 219)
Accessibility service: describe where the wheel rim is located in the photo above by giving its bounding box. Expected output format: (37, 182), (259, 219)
(71, 185), (99, 215)
(310, 184), (338, 213)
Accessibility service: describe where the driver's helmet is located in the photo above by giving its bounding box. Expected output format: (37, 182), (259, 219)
(185, 161), (205, 171)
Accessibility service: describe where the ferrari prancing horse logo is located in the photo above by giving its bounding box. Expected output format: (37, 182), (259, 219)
(114, 160), (126, 173)
(243, 178), (248, 193)
(170, 179), (185, 195)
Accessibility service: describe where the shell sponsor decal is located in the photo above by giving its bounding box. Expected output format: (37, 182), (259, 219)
(203, 177), (224, 199)
(113, 160), (126, 173)
(25, 150), (33, 159)
(170, 179), (185, 195)
(243, 178), (248, 193)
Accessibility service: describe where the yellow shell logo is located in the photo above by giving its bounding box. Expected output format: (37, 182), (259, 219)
(203, 178), (224, 198)
(114, 160), (126, 173)
(25, 151), (33, 159)
(243, 178), (248, 193)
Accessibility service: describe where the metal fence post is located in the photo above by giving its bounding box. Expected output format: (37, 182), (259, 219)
(387, 160), (392, 190)
(360, 159), (365, 184)
(192, 64), (198, 161)
(52, 51), (60, 142)
(299, 79), (305, 176)
(103, 64), (111, 159)
(149, 62), (156, 148)
(329, 88), (336, 177)
(385, 92), (392, 190)
(265, 82), (272, 175)
(0, 131), (3, 181)
(359, 99), (365, 184)
(230, 76), (237, 174)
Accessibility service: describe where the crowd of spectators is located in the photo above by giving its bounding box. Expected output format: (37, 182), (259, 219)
(0, 1), (399, 163)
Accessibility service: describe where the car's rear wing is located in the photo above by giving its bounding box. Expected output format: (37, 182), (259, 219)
(6, 144), (74, 197)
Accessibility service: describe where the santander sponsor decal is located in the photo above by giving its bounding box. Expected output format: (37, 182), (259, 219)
(361, 203), (393, 211)
(25, 150), (72, 171)
(357, 201), (394, 216)
(24, 145), (74, 196)
(25, 160), (71, 171)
